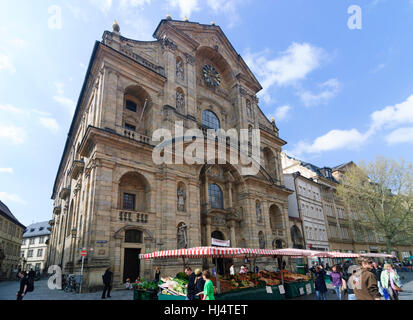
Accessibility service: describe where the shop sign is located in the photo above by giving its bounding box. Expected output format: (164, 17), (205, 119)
(279, 285), (285, 295)
(211, 238), (230, 247)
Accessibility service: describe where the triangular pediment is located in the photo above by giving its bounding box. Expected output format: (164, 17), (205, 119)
(154, 20), (262, 93)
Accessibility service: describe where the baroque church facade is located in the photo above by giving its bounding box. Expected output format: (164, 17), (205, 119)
(47, 18), (293, 290)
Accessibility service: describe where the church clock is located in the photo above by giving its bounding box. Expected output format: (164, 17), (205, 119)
(202, 64), (221, 87)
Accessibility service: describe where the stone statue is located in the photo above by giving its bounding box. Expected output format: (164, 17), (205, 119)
(176, 59), (184, 81)
(177, 223), (187, 249)
(177, 187), (186, 211)
(256, 202), (262, 223)
(176, 90), (185, 112)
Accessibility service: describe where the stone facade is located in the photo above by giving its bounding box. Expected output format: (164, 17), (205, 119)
(47, 20), (294, 291)
(0, 201), (25, 280)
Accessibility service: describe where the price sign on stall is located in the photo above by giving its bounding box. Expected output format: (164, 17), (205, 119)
(278, 285), (285, 295)
(306, 284), (312, 294)
(299, 287), (305, 295)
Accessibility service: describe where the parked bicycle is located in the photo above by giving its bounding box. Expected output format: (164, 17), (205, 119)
(63, 274), (79, 293)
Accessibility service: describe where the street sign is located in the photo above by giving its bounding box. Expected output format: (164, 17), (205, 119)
(80, 250), (87, 257)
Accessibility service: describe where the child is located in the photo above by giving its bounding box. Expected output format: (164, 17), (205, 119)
(125, 278), (133, 290)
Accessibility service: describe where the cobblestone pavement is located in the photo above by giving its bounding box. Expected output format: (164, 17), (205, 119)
(1, 272), (412, 300)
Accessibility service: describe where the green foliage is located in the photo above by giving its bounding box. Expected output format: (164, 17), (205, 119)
(175, 272), (189, 281)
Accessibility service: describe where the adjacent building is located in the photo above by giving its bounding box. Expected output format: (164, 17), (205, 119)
(47, 18), (294, 291)
(282, 153), (413, 261)
(0, 201), (25, 280)
(21, 221), (50, 273)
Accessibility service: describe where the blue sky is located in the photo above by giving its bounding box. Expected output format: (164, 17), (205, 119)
(1, 0), (413, 226)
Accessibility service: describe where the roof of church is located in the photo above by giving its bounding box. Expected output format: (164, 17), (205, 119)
(0, 200), (26, 229)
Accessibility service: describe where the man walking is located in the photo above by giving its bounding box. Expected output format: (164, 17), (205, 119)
(16, 271), (28, 300)
(353, 258), (381, 300)
(101, 267), (113, 299)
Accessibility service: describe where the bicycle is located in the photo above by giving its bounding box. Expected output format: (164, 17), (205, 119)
(63, 274), (79, 293)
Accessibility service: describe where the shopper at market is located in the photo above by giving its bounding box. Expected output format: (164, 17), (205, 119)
(353, 258), (381, 300)
(230, 264), (235, 277)
(310, 265), (328, 300)
(330, 265), (346, 300)
(185, 266), (197, 300)
(371, 262), (383, 295)
(194, 269), (205, 300)
(154, 266), (161, 283)
(202, 270), (215, 300)
(101, 267), (113, 299)
(381, 263), (403, 300)
(347, 266), (360, 300)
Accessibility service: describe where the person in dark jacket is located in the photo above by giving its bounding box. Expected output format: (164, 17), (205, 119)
(16, 271), (28, 300)
(194, 268), (205, 300)
(154, 266), (161, 283)
(310, 265), (328, 300)
(28, 268), (36, 280)
(101, 267), (113, 299)
(185, 267), (196, 300)
(354, 259), (381, 300)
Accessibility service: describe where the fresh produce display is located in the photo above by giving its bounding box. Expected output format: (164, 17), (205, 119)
(132, 279), (158, 291)
(159, 277), (188, 296)
(272, 271), (311, 283)
(212, 272), (278, 294)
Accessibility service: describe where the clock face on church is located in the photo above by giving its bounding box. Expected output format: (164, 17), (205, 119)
(202, 64), (221, 87)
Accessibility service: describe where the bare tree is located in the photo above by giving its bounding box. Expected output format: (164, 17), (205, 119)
(336, 156), (413, 253)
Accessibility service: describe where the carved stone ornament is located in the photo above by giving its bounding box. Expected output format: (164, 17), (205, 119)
(185, 53), (196, 65)
(161, 37), (177, 51)
(212, 215), (226, 226)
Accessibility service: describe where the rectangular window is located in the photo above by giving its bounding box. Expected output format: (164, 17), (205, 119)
(39, 236), (45, 244)
(123, 193), (136, 211)
(29, 238), (35, 245)
(37, 249), (43, 257)
(125, 123), (136, 131)
(35, 263), (41, 271)
(28, 250), (33, 258)
(125, 100), (137, 112)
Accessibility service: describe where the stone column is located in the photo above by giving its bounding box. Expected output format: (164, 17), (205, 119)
(229, 220), (236, 248)
(206, 216), (212, 247)
(228, 182), (233, 208)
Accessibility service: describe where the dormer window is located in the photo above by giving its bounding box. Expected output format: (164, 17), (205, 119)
(125, 100), (137, 112)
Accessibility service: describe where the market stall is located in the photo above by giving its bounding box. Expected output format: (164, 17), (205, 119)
(138, 247), (313, 300)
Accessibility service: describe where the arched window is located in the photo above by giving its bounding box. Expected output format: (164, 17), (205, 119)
(125, 230), (143, 243)
(202, 110), (220, 130)
(208, 184), (223, 209)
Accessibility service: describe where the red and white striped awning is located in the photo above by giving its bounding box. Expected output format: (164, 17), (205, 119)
(360, 253), (395, 259)
(139, 247), (271, 260)
(311, 251), (360, 258)
(272, 248), (318, 257)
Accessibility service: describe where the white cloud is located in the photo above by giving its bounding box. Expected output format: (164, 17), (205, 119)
(385, 127), (413, 145)
(89, 0), (113, 13)
(0, 104), (24, 114)
(370, 94), (413, 131)
(0, 168), (13, 174)
(292, 129), (369, 156)
(53, 82), (76, 114)
(168, 0), (200, 19)
(273, 105), (291, 122)
(0, 53), (16, 73)
(206, 0), (245, 27)
(244, 43), (327, 103)
(0, 192), (26, 205)
(0, 124), (25, 144)
(39, 117), (59, 133)
(120, 0), (151, 8)
(298, 78), (340, 107)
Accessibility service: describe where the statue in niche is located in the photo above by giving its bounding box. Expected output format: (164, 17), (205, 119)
(256, 202), (262, 223)
(259, 233), (266, 249)
(176, 90), (185, 113)
(176, 58), (184, 81)
(177, 186), (186, 211)
(177, 223), (188, 249)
